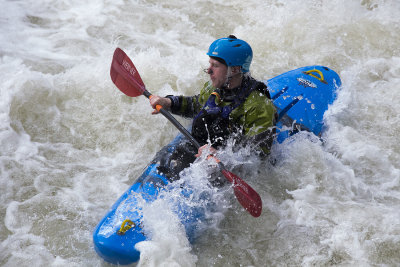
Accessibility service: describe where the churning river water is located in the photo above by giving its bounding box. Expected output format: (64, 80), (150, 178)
(1, 0), (400, 266)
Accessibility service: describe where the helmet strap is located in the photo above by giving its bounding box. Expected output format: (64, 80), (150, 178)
(223, 67), (243, 89)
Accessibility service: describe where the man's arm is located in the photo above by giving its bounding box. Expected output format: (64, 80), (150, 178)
(165, 95), (202, 118)
(237, 90), (277, 155)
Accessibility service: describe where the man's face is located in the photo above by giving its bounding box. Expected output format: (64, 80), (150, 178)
(207, 57), (228, 88)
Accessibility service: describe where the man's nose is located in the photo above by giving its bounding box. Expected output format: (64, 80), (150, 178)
(205, 68), (213, 75)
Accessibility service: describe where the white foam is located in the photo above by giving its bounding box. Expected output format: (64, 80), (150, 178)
(136, 198), (198, 267)
(1, 0), (400, 266)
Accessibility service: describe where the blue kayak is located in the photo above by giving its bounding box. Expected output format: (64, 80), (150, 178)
(93, 65), (341, 265)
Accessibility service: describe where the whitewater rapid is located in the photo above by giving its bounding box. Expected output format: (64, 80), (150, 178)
(1, 0), (400, 266)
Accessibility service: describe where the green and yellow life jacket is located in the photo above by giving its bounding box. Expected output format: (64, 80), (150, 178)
(168, 76), (276, 154)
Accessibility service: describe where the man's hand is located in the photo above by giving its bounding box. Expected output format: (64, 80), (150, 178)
(149, 96), (172, 114)
(195, 144), (217, 158)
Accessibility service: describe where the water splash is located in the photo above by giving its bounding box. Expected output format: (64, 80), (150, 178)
(1, 0), (400, 266)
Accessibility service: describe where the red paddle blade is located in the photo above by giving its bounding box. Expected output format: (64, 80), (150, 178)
(110, 48), (145, 97)
(221, 169), (262, 217)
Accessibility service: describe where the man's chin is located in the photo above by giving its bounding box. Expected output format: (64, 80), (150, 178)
(211, 81), (221, 88)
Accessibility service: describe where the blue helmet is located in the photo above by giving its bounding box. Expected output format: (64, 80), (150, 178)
(207, 35), (253, 73)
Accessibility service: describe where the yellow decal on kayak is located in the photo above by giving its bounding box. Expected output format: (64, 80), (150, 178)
(304, 69), (328, 84)
(117, 219), (136, 235)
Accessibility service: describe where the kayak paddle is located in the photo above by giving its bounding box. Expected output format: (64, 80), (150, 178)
(110, 47), (262, 217)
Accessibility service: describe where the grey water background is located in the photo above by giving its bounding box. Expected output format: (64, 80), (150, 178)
(1, 0), (400, 266)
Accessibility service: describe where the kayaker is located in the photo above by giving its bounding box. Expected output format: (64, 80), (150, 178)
(150, 35), (276, 182)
